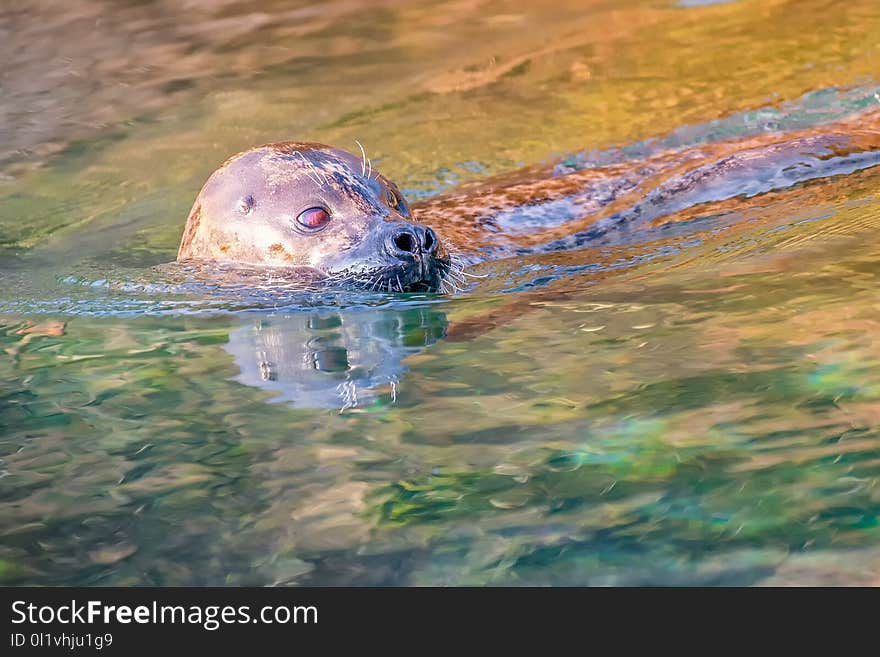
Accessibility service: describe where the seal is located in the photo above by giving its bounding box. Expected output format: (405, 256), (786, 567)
(177, 142), (453, 292)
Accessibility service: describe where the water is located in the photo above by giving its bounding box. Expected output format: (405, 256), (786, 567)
(2, 0), (880, 585)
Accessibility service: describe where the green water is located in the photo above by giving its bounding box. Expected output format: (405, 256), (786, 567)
(2, 0), (880, 585)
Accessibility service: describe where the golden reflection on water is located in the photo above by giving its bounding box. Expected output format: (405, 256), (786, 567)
(3, 0), (880, 253)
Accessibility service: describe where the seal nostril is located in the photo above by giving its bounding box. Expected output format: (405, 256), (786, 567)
(393, 232), (417, 253)
(423, 227), (437, 253)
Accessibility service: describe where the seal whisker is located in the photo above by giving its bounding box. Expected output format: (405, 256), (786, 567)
(354, 140), (368, 177)
(314, 159), (332, 186)
(290, 150), (320, 185)
(446, 269), (464, 284)
(446, 269), (468, 286)
(291, 150), (326, 186)
(439, 265), (463, 293)
(454, 260), (489, 278)
(396, 275), (403, 293)
(355, 140), (376, 180)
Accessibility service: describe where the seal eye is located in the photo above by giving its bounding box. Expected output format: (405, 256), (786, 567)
(296, 206), (331, 231)
(387, 188), (409, 216)
(386, 189), (399, 209)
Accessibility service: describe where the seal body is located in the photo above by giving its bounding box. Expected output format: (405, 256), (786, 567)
(178, 142), (450, 292)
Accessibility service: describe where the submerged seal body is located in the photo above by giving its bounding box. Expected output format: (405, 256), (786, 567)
(177, 142), (451, 292)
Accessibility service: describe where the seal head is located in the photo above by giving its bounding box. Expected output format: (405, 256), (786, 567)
(177, 142), (450, 292)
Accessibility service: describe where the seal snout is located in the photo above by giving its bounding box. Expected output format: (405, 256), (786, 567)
(376, 222), (448, 291)
(387, 224), (438, 258)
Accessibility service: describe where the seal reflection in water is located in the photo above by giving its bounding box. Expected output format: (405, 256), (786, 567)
(225, 308), (448, 410)
(177, 142), (458, 293)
